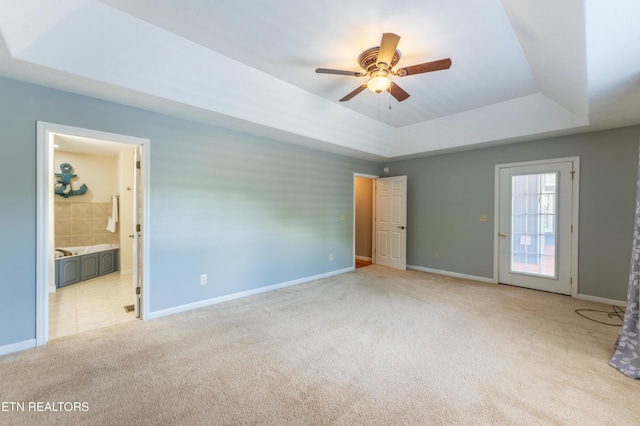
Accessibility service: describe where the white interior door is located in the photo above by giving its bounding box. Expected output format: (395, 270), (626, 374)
(498, 159), (577, 294)
(376, 176), (407, 270)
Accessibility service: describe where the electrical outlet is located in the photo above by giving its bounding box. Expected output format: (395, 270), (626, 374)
(435, 252), (440, 260)
(480, 215), (489, 222)
(200, 274), (207, 285)
(329, 253), (334, 261)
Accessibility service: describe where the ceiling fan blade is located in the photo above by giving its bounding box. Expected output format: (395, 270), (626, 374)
(396, 58), (452, 77)
(377, 33), (401, 69)
(339, 85), (367, 102)
(316, 68), (365, 77)
(388, 82), (410, 102)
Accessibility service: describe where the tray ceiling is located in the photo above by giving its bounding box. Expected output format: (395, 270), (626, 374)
(0, 0), (639, 160)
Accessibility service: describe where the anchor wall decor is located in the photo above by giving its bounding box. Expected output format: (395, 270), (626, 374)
(54, 163), (88, 198)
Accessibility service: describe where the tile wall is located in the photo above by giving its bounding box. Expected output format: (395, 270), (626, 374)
(55, 202), (118, 247)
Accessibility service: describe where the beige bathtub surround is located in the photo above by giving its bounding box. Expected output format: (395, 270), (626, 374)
(94, 202), (110, 217)
(53, 202), (71, 215)
(72, 218), (94, 234)
(54, 236), (73, 248)
(72, 202), (94, 218)
(55, 201), (117, 247)
(73, 235), (97, 247)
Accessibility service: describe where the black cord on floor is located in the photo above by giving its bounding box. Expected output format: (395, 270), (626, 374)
(575, 305), (626, 326)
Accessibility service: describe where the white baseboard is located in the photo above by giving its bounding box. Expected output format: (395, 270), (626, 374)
(577, 294), (626, 306)
(147, 267), (354, 320)
(120, 269), (133, 275)
(355, 256), (372, 262)
(407, 265), (496, 284)
(408, 265), (627, 305)
(0, 339), (36, 356)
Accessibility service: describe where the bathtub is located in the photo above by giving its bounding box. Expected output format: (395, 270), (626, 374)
(55, 243), (119, 258)
(54, 244), (119, 287)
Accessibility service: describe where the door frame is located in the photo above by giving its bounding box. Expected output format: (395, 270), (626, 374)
(353, 173), (379, 268)
(35, 121), (151, 346)
(493, 157), (580, 297)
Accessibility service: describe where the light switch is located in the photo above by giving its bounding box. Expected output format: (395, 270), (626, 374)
(480, 215), (488, 222)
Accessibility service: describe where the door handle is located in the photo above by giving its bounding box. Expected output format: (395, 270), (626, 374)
(499, 233), (507, 238)
(398, 226), (406, 230)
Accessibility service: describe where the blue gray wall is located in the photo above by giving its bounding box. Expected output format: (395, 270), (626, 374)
(385, 126), (640, 301)
(1, 73), (638, 350)
(0, 76), (379, 347)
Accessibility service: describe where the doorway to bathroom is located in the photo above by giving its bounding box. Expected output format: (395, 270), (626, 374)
(36, 122), (150, 346)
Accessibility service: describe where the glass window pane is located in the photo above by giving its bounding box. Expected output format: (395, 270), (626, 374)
(512, 195), (526, 214)
(541, 214), (555, 233)
(525, 254), (541, 274)
(540, 255), (556, 277)
(512, 214), (526, 233)
(512, 176), (527, 195)
(527, 215), (540, 234)
(512, 233), (526, 253)
(540, 194), (555, 213)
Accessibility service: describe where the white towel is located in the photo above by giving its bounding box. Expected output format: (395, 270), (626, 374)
(106, 195), (119, 232)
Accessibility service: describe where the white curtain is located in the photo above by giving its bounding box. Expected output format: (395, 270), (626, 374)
(610, 147), (640, 378)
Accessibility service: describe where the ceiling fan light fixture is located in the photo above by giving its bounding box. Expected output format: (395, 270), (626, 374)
(367, 70), (391, 93)
(316, 32), (451, 102)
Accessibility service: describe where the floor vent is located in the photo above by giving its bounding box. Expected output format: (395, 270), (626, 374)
(124, 305), (135, 313)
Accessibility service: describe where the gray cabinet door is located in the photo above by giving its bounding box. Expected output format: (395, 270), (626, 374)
(99, 250), (116, 275)
(81, 253), (100, 281)
(57, 257), (80, 287)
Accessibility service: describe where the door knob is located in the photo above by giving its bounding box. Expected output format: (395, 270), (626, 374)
(397, 226), (406, 230)
(499, 233), (507, 238)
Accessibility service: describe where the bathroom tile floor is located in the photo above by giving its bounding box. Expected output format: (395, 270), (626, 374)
(49, 272), (138, 340)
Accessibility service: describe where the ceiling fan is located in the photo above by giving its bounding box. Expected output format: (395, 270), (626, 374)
(316, 33), (451, 102)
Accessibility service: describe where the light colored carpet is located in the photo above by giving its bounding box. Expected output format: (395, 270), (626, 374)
(1, 265), (639, 425)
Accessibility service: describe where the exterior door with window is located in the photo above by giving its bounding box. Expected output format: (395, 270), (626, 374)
(497, 160), (577, 294)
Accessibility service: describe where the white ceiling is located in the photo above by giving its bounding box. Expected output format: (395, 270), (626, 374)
(54, 133), (132, 156)
(1, 0), (639, 161)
